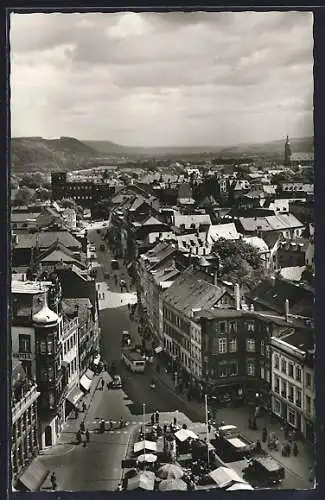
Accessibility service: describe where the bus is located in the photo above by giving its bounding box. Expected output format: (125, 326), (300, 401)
(121, 349), (146, 373)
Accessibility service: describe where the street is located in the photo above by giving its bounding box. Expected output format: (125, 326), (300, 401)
(90, 227), (314, 490)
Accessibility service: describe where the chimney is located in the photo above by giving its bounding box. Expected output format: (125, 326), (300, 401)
(285, 299), (289, 321)
(234, 283), (241, 311)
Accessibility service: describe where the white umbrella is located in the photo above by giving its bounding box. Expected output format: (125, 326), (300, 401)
(226, 482), (254, 491)
(127, 471), (155, 491)
(158, 464), (184, 480)
(159, 479), (187, 491)
(137, 453), (157, 464)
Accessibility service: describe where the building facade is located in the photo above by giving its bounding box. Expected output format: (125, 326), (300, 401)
(12, 360), (40, 488)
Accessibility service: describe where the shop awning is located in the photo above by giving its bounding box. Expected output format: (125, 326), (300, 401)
(154, 346), (163, 354)
(19, 458), (49, 491)
(80, 371), (94, 392)
(66, 386), (84, 407)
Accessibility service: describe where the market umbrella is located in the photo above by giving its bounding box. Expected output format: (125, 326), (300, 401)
(157, 464), (184, 480)
(226, 482), (254, 491)
(159, 479), (188, 491)
(127, 471), (155, 491)
(137, 453), (157, 464)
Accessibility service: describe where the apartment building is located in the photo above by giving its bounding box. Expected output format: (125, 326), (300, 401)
(12, 359), (40, 489)
(270, 328), (315, 441)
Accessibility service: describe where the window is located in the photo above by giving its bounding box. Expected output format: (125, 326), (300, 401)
(265, 345), (270, 358)
(281, 380), (287, 399)
(265, 369), (271, 383)
(40, 341), (46, 354)
(306, 372), (312, 388)
(274, 375), (280, 394)
(281, 359), (287, 374)
(218, 338), (227, 354)
(19, 335), (31, 353)
(260, 340), (265, 356)
(246, 338), (255, 352)
(228, 361), (238, 376)
(260, 366), (265, 379)
(274, 398), (281, 415)
(219, 362), (228, 378)
(288, 408), (296, 426)
(296, 389), (302, 408)
(219, 322), (226, 333)
(247, 361), (255, 376)
(47, 341), (53, 355)
(295, 366), (302, 382)
(247, 320), (255, 332)
(288, 362), (294, 378)
(229, 339), (237, 353)
(48, 366), (54, 382)
(306, 395), (311, 415)
(274, 354), (279, 369)
(48, 392), (55, 409)
(288, 384), (294, 402)
(229, 321), (237, 333)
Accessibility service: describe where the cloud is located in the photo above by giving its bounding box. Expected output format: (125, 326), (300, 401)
(10, 11), (313, 147)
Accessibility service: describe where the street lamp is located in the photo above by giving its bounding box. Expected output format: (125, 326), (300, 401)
(143, 403), (146, 447)
(204, 394), (210, 469)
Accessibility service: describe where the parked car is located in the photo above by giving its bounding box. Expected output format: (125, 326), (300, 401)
(243, 456), (285, 487)
(111, 259), (119, 270)
(110, 375), (122, 389)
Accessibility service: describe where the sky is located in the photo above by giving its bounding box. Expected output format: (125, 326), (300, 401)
(10, 11), (314, 147)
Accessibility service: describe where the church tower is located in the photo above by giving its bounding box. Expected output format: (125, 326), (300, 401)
(284, 135), (292, 166)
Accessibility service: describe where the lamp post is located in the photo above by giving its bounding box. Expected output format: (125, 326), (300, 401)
(143, 403), (146, 447)
(205, 394), (210, 469)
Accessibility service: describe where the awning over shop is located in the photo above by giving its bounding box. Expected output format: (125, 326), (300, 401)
(80, 369), (94, 392)
(66, 386), (84, 407)
(154, 346), (163, 354)
(19, 458), (49, 491)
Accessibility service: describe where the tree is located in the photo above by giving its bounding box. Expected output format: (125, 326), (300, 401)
(20, 172), (46, 189)
(212, 238), (264, 288)
(13, 186), (35, 206)
(35, 187), (51, 201)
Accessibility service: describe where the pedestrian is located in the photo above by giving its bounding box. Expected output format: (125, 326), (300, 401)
(284, 426), (289, 440)
(173, 416), (177, 426)
(208, 423), (211, 433)
(248, 416), (252, 429)
(256, 440), (262, 453)
(50, 472), (57, 490)
(262, 427), (267, 443)
(114, 275), (118, 286)
(80, 421), (85, 432)
(128, 303), (130, 311)
(293, 442), (299, 456)
(86, 429), (90, 442)
(155, 410), (160, 424)
(75, 408), (79, 419)
(82, 402), (87, 413)
(101, 379), (104, 390)
(163, 424), (167, 434)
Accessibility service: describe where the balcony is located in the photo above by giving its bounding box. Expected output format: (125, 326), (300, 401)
(12, 386), (40, 424)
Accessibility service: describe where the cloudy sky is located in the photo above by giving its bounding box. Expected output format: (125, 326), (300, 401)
(10, 11), (313, 147)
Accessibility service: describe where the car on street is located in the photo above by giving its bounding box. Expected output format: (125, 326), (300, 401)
(109, 375), (123, 389)
(243, 456), (285, 487)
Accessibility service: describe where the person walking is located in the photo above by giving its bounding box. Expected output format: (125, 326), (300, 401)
(50, 472), (57, 490)
(82, 402), (87, 413)
(151, 414), (155, 426)
(101, 378), (105, 390)
(86, 429), (90, 443)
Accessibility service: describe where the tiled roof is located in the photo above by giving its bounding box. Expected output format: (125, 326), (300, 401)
(239, 214), (303, 232)
(13, 231), (82, 249)
(162, 269), (226, 317)
(207, 223), (239, 242)
(174, 214), (212, 228)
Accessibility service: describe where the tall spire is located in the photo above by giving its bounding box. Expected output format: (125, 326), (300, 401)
(284, 135), (292, 166)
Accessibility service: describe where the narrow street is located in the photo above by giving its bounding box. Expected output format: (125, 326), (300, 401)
(90, 227), (314, 490)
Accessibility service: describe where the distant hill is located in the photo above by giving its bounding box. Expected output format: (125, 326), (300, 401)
(11, 137), (101, 173)
(86, 136), (314, 158)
